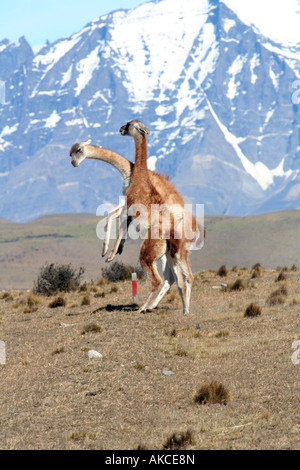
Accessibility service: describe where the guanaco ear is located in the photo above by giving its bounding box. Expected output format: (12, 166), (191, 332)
(82, 139), (92, 145)
(134, 123), (151, 136)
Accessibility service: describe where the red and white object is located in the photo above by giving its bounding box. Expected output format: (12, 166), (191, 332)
(132, 272), (138, 305)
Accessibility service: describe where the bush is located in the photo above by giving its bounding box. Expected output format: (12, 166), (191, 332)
(34, 263), (85, 295)
(101, 261), (144, 283)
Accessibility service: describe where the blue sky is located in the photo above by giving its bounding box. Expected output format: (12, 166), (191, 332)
(0, 0), (147, 50)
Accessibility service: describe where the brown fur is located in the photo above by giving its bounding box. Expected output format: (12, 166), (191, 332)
(70, 130), (205, 313)
(120, 120), (201, 313)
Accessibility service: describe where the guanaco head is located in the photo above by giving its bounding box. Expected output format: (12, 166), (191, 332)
(69, 139), (91, 167)
(120, 120), (151, 138)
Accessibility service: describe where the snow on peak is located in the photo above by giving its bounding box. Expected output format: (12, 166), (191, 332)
(44, 110), (61, 128)
(207, 99), (293, 191)
(107, 0), (215, 107)
(227, 55), (247, 100)
(222, 0), (300, 48)
(74, 45), (101, 97)
(33, 37), (81, 73)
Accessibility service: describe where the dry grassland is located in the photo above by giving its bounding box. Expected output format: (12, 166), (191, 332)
(0, 266), (299, 449)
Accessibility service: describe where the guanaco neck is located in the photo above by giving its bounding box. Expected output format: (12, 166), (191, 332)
(85, 144), (133, 193)
(131, 134), (150, 180)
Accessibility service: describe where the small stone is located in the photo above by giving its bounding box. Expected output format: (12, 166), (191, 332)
(162, 369), (174, 376)
(88, 349), (103, 359)
(196, 322), (202, 330)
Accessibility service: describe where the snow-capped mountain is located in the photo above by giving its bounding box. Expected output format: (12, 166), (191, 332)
(0, 0), (299, 222)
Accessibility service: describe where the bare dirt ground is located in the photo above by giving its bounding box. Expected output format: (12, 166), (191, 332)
(0, 266), (299, 450)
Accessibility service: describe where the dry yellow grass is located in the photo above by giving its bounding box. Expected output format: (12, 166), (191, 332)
(0, 267), (299, 450)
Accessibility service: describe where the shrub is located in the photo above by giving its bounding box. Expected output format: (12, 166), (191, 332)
(163, 430), (195, 450)
(194, 381), (230, 405)
(101, 261), (144, 283)
(34, 263), (85, 295)
(244, 303), (262, 317)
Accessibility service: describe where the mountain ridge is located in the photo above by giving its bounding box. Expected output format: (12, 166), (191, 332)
(0, 0), (299, 222)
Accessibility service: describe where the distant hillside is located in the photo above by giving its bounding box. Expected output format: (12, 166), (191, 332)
(0, 210), (299, 289)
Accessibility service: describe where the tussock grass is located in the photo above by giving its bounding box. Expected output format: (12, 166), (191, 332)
(176, 346), (188, 357)
(1, 292), (13, 301)
(48, 296), (66, 308)
(163, 430), (195, 450)
(79, 283), (88, 292)
(51, 347), (64, 356)
(194, 381), (230, 405)
(81, 294), (91, 306)
(244, 303), (262, 317)
(276, 271), (287, 282)
(217, 265), (228, 277)
(222, 278), (246, 292)
(68, 431), (88, 442)
(251, 263), (262, 279)
(23, 306), (38, 313)
(267, 285), (288, 306)
(81, 323), (102, 335)
(94, 291), (106, 298)
(27, 294), (42, 307)
(215, 330), (230, 338)
(252, 263), (262, 271)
